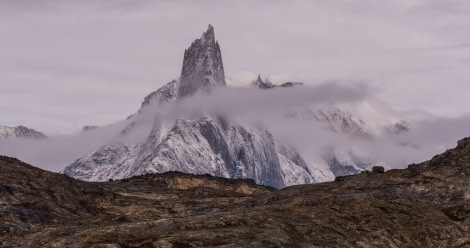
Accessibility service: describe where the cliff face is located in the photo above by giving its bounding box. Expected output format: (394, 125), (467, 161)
(178, 24), (226, 98)
(64, 115), (309, 189)
(3, 137), (470, 247)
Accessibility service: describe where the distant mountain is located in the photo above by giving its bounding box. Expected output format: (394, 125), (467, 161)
(82, 126), (99, 132)
(251, 74), (303, 89)
(0, 125), (46, 139)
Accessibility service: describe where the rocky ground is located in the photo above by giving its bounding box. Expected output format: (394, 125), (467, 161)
(2, 137), (470, 247)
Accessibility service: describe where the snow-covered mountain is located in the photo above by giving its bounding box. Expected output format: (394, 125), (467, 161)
(0, 125), (46, 140)
(64, 25), (410, 187)
(64, 25), (330, 188)
(246, 75), (410, 177)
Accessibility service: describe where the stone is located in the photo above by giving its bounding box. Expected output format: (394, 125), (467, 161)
(372, 166), (385, 173)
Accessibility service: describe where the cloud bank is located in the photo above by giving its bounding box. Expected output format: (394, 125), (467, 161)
(2, 82), (469, 174)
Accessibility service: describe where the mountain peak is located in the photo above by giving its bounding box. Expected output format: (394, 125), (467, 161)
(201, 24), (215, 43)
(178, 24), (226, 98)
(252, 74), (274, 89)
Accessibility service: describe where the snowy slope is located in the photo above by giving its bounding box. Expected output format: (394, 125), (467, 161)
(65, 109), (319, 188)
(0, 125), (46, 140)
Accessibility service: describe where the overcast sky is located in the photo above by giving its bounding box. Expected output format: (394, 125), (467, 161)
(1, 0), (470, 134)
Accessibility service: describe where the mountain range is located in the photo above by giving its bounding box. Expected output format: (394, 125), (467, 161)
(63, 25), (410, 188)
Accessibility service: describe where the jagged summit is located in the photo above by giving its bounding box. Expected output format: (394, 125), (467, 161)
(250, 74), (303, 89)
(138, 25), (225, 109)
(200, 24), (216, 44)
(178, 24), (226, 98)
(252, 74), (273, 89)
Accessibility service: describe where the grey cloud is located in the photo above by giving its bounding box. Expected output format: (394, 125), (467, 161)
(367, 114), (470, 169)
(2, 82), (370, 171)
(1, 82), (470, 174)
(137, 82), (374, 126)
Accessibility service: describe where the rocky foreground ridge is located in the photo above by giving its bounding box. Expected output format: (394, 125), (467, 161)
(2, 137), (470, 247)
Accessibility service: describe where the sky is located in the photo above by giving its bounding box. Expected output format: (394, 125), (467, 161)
(1, 0), (470, 135)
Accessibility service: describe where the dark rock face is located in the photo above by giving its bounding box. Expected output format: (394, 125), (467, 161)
(0, 156), (108, 237)
(252, 74), (273, 89)
(372, 165), (385, 173)
(139, 80), (178, 110)
(82, 125), (98, 132)
(64, 114), (298, 188)
(178, 24), (226, 98)
(137, 25), (224, 107)
(196, 117), (285, 188)
(457, 137), (470, 149)
(251, 74), (303, 89)
(4, 137), (470, 247)
(385, 121), (410, 135)
(13, 126), (46, 139)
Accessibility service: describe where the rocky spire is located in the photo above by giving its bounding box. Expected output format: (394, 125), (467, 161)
(252, 74), (273, 89)
(178, 24), (226, 98)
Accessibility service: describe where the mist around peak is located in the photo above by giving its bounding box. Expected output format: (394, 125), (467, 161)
(2, 80), (469, 175)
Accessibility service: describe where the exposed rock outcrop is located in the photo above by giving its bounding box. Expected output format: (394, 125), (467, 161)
(178, 24), (226, 98)
(3, 136), (470, 247)
(251, 74), (303, 89)
(252, 74), (273, 89)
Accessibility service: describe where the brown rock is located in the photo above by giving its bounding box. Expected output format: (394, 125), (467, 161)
(2, 137), (470, 247)
(372, 166), (385, 173)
